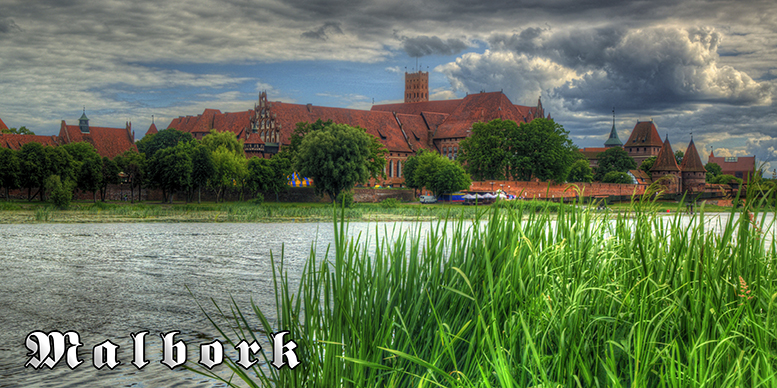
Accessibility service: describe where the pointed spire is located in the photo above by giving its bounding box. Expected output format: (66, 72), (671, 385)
(604, 107), (623, 147)
(79, 108), (89, 133)
(651, 134), (680, 172)
(680, 137), (705, 172)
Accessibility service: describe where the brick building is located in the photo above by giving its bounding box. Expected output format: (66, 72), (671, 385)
(165, 72), (549, 187)
(623, 120), (663, 166)
(707, 150), (756, 183)
(0, 112), (137, 158)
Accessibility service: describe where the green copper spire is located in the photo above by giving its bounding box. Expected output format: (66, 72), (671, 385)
(604, 107), (622, 147)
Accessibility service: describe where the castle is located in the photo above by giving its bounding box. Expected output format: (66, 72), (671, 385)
(166, 71), (549, 187)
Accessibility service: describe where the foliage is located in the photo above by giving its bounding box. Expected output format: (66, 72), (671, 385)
(246, 155), (292, 200)
(45, 175), (74, 209)
(334, 190), (355, 208)
(594, 146), (637, 181)
(210, 146), (247, 202)
(190, 144), (216, 203)
(100, 157), (120, 201)
(458, 119), (512, 180)
(379, 197), (400, 208)
(567, 159), (593, 182)
(404, 149), (471, 196)
(1, 126), (35, 135)
(147, 141), (193, 202)
(250, 193), (264, 205)
(674, 149), (684, 165)
(114, 149), (146, 203)
(602, 170), (633, 184)
(0, 147), (20, 199)
(710, 174), (743, 185)
(136, 128), (193, 158)
(295, 123), (385, 201)
(507, 118), (578, 182)
(201, 129), (245, 157)
(639, 156), (657, 178)
(705, 162), (722, 182)
(18, 142), (48, 199)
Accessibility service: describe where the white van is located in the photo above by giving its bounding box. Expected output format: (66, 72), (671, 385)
(419, 195), (437, 204)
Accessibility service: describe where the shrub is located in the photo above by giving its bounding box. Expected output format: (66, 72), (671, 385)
(379, 197), (399, 208)
(45, 175), (74, 209)
(335, 190), (354, 208)
(251, 193), (264, 205)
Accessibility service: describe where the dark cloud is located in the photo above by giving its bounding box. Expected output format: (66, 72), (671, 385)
(301, 22), (344, 40)
(0, 17), (21, 33)
(401, 35), (468, 58)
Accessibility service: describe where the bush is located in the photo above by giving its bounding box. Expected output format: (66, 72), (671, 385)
(45, 175), (74, 209)
(335, 190), (354, 208)
(602, 171), (633, 184)
(379, 197), (399, 208)
(251, 193), (264, 205)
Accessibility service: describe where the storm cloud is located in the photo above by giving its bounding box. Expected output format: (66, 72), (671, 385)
(401, 35), (468, 57)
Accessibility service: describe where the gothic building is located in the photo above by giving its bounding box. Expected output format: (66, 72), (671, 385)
(624, 120), (663, 166)
(648, 135), (707, 195)
(165, 71), (549, 187)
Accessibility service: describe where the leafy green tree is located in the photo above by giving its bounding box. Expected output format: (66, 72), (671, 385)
(675, 150), (684, 165)
(115, 149), (146, 203)
(602, 171), (633, 184)
(61, 142), (102, 202)
(99, 157), (120, 201)
(705, 162), (722, 182)
(190, 144), (215, 203)
(46, 175), (75, 209)
(567, 159), (594, 182)
(710, 174), (742, 185)
(403, 149), (470, 196)
(136, 128), (193, 158)
(594, 147), (637, 181)
(295, 123), (385, 201)
(458, 119), (511, 180)
(18, 142), (47, 200)
(2, 126), (35, 135)
(148, 142), (193, 203)
(0, 147), (20, 200)
(507, 118), (578, 182)
(639, 156), (657, 179)
(202, 129), (245, 156)
(210, 146), (247, 202)
(286, 119), (332, 157)
(247, 155), (293, 201)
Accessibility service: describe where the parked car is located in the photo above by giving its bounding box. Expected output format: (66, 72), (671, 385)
(419, 195), (437, 204)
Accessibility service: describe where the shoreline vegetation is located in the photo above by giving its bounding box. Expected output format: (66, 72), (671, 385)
(0, 198), (754, 224)
(194, 190), (777, 387)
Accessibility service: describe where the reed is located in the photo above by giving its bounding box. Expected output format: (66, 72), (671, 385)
(193, 188), (777, 387)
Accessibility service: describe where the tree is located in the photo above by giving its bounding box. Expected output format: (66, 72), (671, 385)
(602, 171), (633, 184)
(639, 156), (657, 179)
(99, 157), (120, 201)
(295, 123), (385, 201)
(115, 149), (146, 203)
(61, 142), (102, 202)
(710, 174), (742, 185)
(246, 155), (292, 201)
(2, 126), (35, 135)
(136, 128), (193, 158)
(458, 119), (511, 180)
(201, 129), (245, 156)
(18, 142), (48, 200)
(705, 162), (722, 182)
(210, 146), (247, 202)
(675, 150), (684, 165)
(190, 144), (215, 203)
(403, 149), (470, 196)
(594, 147), (637, 181)
(567, 159), (594, 182)
(148, 142), (193, 203)
(0, 148), (20, 200)
(507, 118), (578, 182)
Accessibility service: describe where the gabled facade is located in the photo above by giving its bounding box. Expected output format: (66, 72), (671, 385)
(624, 120), (663, 166)
(58, 112), (136, 158)
(708, 150), (756, 183)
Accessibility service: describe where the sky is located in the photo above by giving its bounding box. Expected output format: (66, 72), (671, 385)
(1, 0), (776, 173)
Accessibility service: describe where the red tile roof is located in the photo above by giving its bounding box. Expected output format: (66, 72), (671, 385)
(435, 92), (539, 139)
(580, 147), (608, 159)
(0, 117), (8, 131)
(651, 136), (680, 172)
(59, 121), (136, 158)
(0, 134), (60, 150)
(371, 99), (462, 115)
(146, 122), (158, 136)
(167, 110), (253, 138)
(395, 113), (430, 151)
(679, 139), (705, 172)
(267, 102), (413, 153)
(708, 153), (756, 174)
(625, 121), (663, 148)
(629, 169), (651, 184)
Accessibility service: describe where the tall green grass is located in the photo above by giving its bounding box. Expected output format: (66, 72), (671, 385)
(198, 189), (776, 387)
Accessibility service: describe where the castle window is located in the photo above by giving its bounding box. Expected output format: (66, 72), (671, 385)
(398, 160), (402, 177)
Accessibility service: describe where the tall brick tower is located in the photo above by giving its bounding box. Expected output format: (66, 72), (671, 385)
(405, 71), (429, 103)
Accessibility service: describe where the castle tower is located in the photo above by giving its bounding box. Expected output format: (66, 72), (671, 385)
(680, 137), (706, 193)
(624, 120), (662, 165)
(79, 108), (90, 133)
(604, 108), (622, 148)
(650, 135), (681, 194)
(405, 71), (429, 103)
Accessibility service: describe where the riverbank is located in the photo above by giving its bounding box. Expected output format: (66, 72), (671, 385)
(0, 198), (750, 223)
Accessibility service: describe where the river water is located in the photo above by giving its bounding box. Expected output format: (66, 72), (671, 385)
(0, 221), (425, 388)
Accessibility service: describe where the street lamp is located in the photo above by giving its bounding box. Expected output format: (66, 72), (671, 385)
(490, 182), (494, 192)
